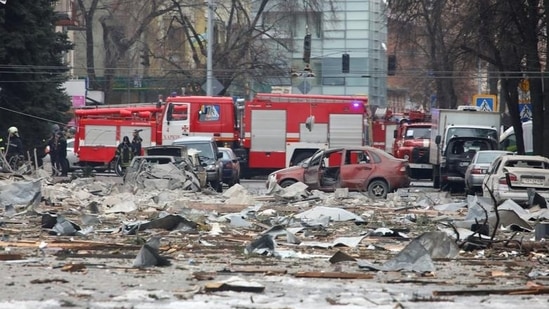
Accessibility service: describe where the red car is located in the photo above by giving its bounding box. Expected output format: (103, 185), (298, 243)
(266, 146), (410, 198)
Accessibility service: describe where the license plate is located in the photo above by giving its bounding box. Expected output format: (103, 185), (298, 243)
(522, 177), (544, 185)
(459, 162), (470, 166)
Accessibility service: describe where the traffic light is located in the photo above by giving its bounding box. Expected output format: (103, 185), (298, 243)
(388, 55), (396, 76)
(303, 34), (311, 63)
(342, 53), (350, 73)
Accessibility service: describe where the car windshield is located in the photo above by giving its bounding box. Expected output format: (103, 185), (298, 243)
(175, 142), (214, 159)
(447, 127), (498, 141)
(220, 150), (232, 160)
(405, 127), (431, 139)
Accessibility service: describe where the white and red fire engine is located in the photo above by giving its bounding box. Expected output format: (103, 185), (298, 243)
(73, 93), (368, 176)
(235, 93), (368, 176)
(73, 96), (237, 173)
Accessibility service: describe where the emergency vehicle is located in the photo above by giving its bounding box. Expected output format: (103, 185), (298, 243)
(235, 93), (368, 177)
(370, 108), (428, 154)
(74, 93), (368, 177)
(73, 96), (237, 174)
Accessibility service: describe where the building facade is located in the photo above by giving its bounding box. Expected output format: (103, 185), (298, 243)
(257, 0), (388, 107)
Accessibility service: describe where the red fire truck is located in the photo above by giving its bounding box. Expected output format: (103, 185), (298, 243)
(73, 96), (237, 174)
(391, 111), (432, 179)
(73, 93), (368, 176)
(235, 93), (368, 177)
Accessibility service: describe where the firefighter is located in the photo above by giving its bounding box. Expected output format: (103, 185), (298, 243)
(115, 136), (133, 175)
(6, 126), (23, 158)
(132, 129), (143, 156)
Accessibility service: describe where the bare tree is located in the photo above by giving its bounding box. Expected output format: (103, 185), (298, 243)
(76, 0), (100, 89)
(389, 0), (477, 109)
(462, 0), (544, 155)
(151, 0), (335, 95)
(99, 0), (177, 101)
(75, 0), (337, 99)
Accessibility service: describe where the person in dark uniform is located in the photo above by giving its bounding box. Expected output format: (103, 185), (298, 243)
(56, 131), (69, 176)
(132, 129), (143, 156)
(115, 136), (134, 175)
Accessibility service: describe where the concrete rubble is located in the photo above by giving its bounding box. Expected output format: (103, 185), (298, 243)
(0, 174), (548, 308)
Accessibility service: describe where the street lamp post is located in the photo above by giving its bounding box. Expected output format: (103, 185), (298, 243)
(206, 0), (214, 96)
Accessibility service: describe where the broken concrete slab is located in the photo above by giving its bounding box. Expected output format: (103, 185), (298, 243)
(0, 179), (41, 207)
(132, 237), (171, 268)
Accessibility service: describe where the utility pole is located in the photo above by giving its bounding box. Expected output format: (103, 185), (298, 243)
(206, 0), (214, 96)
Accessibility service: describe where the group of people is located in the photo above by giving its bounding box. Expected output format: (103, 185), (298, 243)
(2, 126), (143, 176)
(115, 129), (143, 174)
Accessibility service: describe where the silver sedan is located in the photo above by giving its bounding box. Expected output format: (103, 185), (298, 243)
(464, 150), (512, 194)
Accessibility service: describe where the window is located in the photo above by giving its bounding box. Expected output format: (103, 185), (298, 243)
(198, 104), (220, 122)
(167, 103), (188, 121)
(346, 150), (371, 164)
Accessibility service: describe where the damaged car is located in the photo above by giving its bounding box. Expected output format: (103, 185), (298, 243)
(124, 146), (206, 191)
(482, 154), (549, 205)
(267, 146), (410, 198)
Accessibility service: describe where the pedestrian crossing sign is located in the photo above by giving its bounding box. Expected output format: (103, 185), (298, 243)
(473, 94), (498, 112)
(519, 103), (532, 121)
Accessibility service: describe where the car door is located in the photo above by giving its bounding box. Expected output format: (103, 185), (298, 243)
(303, 150), (326, 189)
(339, 149), (373, 188)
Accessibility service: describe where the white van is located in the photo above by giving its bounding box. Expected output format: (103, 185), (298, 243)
(499, 121), (532, 154)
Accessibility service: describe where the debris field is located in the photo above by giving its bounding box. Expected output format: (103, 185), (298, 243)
(0, 169), (548, 308)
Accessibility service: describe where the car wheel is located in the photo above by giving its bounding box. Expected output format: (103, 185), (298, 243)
(368, 180), (389, 199)
(114, 158), (124, 177)
(280, 179), (296, 188)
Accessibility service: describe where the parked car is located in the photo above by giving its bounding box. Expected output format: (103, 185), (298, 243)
(441, 136), (498, 191)
(43, 138), (79, 171)
(267, 146), (410, 199)
(172, 136), (223, 192)
(482, 154), (549, 205)
(218, 147), (240, 186)
(464, 150), (513, 194)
